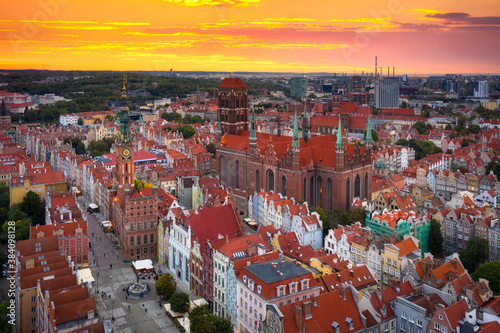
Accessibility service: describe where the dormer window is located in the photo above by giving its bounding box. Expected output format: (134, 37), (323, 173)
(243, 275), (247, 283)
(257, 285), (262, 294)
(346, 317), (354, 330)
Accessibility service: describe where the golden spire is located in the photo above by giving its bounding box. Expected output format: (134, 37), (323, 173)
(121, 74), (127, 99)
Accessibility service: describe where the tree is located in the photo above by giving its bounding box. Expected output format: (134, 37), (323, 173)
(472, 261), (500, 295)
(0, 301), (13, 332)
(189, 305), (232, 333)
(401, 101), (409, 108)
(77, 117), (83, 125)
(206, 142), (216, 155)
(177, 125), (196, 139)
(459, 237), (489, 273)
(105, 114), (114, 121)
(156, 273), (176, 299)
(308, 93), (317, 98)
(20, 190), (44, 225)
(364, 129), (379, 142)
(428, 219), (444, 257)
(169, 292), (189, 313)
(1, 219), (31, 241)
(462, 139), (476, 147)
(189, 305), (213, 333)
(485, 161), (500, 181)
(412, 121), (428, 135)
(444, 124), (453, 130)
(134, 179), (153, 190)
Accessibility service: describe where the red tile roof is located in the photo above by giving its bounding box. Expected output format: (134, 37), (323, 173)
(280, 287), (365, 333)
(217, 78), (248, 89)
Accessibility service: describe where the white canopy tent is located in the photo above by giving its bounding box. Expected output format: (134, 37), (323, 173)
(177, 316), (191, 333)
(132, 259), (154, 271)
(88, 203), (98, 210)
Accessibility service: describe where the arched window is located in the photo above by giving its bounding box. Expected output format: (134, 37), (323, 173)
(346, 178), (351, 210)
(235, 161), (240, 189)
(281, 176), (286, 197)
(316, 176), (322, 209)
(310, 176), (315, 207)
(365, 173), (369, 199)
(220, 156), (226, 182)
(327, 178), (332, 211)
(267, 170), (274, 192)
(355, 174), (361, 198)
(228, 160), (232, 187)
(255, 169), (260, 192)
(243, 162), (247, 189)
(303, 178), (307, 201)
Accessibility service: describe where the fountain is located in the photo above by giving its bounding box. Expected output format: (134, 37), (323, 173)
(126, 280), (150, 299)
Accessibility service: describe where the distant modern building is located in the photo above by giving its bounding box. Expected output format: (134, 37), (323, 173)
(445, 80), (459, 95)
(474, 80), (489, 98)
(375, 78), (399, 108)
(290, 77), (307, 98)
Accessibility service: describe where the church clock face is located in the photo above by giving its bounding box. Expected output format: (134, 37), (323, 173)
(122, 147), (132, 159)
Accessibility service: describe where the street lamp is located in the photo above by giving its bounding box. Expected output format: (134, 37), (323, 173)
(111, 299), (115, 321)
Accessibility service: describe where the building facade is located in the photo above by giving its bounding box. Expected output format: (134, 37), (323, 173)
(214, 77), (373, 212)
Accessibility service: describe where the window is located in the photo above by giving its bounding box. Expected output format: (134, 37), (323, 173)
(137, 236), (141, 245)
(442, 327), (447, 333)
(409, 315), (414, 323)
(438, 315), (443, 320)
(144, 235), (148, 244)
(130, 223), (134, 232)
(434, 322), (440, 330)
(31, 306), (36, 313)
(131, 237), (134, 246)
(401, 311), (407, 319)
(150, 234), (154, 243)
(400, 322), (406, 331)
(31, 317), (36, 324)
(31, 296), (36, 303)
(417, 319), (423, 327)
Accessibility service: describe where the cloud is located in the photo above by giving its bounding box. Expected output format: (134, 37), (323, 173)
(413, 9), (444, 15)
(41, 25), (118, 30)
(227, 42), (350, 50)
(104, 22), (151, 26)
(19, 20), (98, 24)
(425, 12), (500, 25)
(161, 0), (259, 7)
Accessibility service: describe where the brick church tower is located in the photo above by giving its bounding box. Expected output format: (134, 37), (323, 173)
(217, 78), (249, 135)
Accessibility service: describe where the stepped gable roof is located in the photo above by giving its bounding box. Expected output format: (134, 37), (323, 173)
(186, 204), (241, 252)
(256, 225), (282, 244)
(217, 78), (248, 89)
(280, 287), (364, 333)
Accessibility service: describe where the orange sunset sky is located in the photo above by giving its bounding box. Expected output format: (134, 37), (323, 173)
(0, 0), (499, 74)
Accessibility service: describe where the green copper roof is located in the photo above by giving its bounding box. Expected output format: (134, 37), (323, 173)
(216, 109), (221, 133)
(365, 117), (373, 143)
(292, 110), (299, 148)
(336, 113), (344, 149)
(250, 103), (257, 140)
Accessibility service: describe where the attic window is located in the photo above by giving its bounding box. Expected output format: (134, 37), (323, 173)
(257, 285), (262, 294)
(243, 275), (247, 283)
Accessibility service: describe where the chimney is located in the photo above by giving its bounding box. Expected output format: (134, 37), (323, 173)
(311, 294), (317, 306)
(295, 305), (303, 331)
(303, 301), (312, 320)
